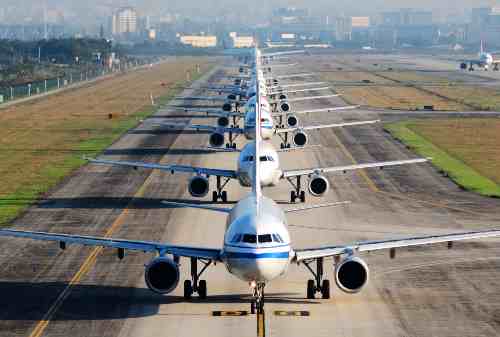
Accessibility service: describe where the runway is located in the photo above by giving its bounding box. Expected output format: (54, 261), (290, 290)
(1, 55), (500, 337)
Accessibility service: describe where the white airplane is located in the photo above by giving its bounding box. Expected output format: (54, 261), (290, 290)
(2, 83), (500, 316)
(156, 95), (362, 149)
(87, 136), (427, 203)
(460, 41), (500, 71)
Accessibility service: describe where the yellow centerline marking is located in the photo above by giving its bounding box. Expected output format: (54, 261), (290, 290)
(257, 311), (266, 337)
(330, 131), (482, 216)
(28, 172), (156, 337)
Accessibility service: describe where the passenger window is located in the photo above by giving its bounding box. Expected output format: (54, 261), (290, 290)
(258, 234), (273, 243)
(242, 234), (257, 244)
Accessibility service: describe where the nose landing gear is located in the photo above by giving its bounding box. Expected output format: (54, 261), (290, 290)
(250, 282), (266, 314)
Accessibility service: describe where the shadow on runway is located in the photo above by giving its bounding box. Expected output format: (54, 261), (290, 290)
(35, 197), (237, 209)
(146, 114), (216, 119)
(0, 281), (317, 321)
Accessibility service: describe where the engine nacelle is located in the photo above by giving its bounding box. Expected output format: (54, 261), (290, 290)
(292, 131), (308, 147)
(280, 101), (291, 113)
(286, 114), (298, 127)
(217, 116), (230, 127)
(308, 174), (329, 197)
(188, 176), (209, 198)
(227, 94), (237, 101)
(222, 102), (232, 112)
(209, 132), (225, 148)
(279, 93), (288, 100)
(144, 257), (180, 294)
(335, 256), (369, 294)
(460, 62), (467, 70)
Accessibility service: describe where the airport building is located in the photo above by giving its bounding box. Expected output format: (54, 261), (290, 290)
(376, 9), (436, 47)
(467, 7), (500, 47)
(179, 35), (217, 48)
(229, 33), (255, 48)
(112, 7), (138, 35)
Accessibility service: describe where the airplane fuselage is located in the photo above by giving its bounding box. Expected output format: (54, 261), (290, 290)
(221, 194), (291, 283)
(237, 141), (282, 187)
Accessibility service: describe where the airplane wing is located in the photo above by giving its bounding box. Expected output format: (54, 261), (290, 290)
(87, 158), (238, 179)
(261, 50), (305, 57)
(282, 158), (428, 179)
(285, 94), (340, 102)
(269, 82), (327, 89)
(183, 108), (243, 117)
(294, 228), (500, 262)
(275, 120), (380, 134)
(269, 87), (331, 95)
(154, 122), (245, 134)
(0, 229), (222, 261)
(173, 96), (228, 102)
(267, 73), (314, 80)
(272, 106), (360, 117)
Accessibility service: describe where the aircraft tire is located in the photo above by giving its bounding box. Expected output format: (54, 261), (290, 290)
(321, 280), (331, 299)
(307, 279), (315, 299)
(184, 280), (193, 299)
(198, 280), (207, 299)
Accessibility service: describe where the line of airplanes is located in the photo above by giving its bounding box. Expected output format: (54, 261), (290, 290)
(460, 40), (500, 71)
(1, 48), (500, 317)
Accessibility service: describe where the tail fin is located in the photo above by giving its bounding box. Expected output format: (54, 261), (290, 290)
(252, 52), (263, 200)
(481, 40), (485, 54)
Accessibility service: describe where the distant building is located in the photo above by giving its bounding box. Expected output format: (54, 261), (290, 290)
(112, 7), (138, 35)
(351, 17), (370, 28)
(229, 33), (255, 48)
(179, 35), (217, 48)
(377, 9), (435, 47)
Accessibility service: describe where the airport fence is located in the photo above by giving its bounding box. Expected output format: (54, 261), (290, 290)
(0, 59), (158, 106)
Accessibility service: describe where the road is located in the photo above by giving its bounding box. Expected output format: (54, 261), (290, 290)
(1, 56), (500, 337)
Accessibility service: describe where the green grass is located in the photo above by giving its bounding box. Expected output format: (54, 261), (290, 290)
(0, 69), (209, 225)
(385, 121), (500, 197)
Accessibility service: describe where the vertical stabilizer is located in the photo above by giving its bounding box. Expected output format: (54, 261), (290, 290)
(252, 48), (263, 200)
(481, 40), (485, 54)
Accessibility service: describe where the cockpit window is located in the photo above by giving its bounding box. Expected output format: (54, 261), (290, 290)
(272, 234), (284, 243)
(242, 234), (257, 243)
(243, 156), (254, 162)
(258, 234), (273, 243)
(260, 156), (268, 162)
(231, 234), (242, 243)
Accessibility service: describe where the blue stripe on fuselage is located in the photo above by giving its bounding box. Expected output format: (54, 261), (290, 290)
(223, 251), (290, 259)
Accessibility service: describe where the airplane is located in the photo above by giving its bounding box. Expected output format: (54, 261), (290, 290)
(155, 95), (361, 149)
(460, 40), (500, 71)
(86, 136), (427, 203)
(1, 79), (500, 317)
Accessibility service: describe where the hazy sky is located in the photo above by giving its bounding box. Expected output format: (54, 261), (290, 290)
(3, 0), (499, 25)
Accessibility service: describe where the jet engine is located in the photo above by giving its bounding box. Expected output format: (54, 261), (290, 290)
(278, 93), (288, 100)
(286, 114), (298, 127)
(334, 256), (369, 294)
(222, 102), (232, 112)
(227, 94), (237, 101)
(188, 176), (210, 198)
(279, 101), (291, 113)
(144, 257), (180, 294)
(217, 116), (230, 127)
(460, 62), (467, 70)
(292, 131), (308, 147)
(308, 174), (329, 197)
(209, 132), (225, 148)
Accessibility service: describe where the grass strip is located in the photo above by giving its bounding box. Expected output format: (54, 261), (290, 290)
(385, 121), (500, 197)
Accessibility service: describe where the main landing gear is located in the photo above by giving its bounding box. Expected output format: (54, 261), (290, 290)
(303, 257), (330, 299)
(250, 282), (266, 314)
(184, 257), (212, 299)
(287, 176), (306, 203)
(225, 131), (238, 149)
(212, 176), (231, 202)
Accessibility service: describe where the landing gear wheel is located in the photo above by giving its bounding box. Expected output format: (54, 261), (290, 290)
(184, 280), (193, 299)
(299, 191), (306, 203)
(280, 143), (285, 149)
(290, 191), (297, 203)
(307, 279), (315, 299)
(225, 143), (230, 148)
(221, 191), (228, 203)
(251, 301), (256, 314)
(232, 143), (237, 149)
(286, 144), (291, 149)
(212, 191), (218, 202)
(321, 280), (330, 299)
(198, 280), (207, 299)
